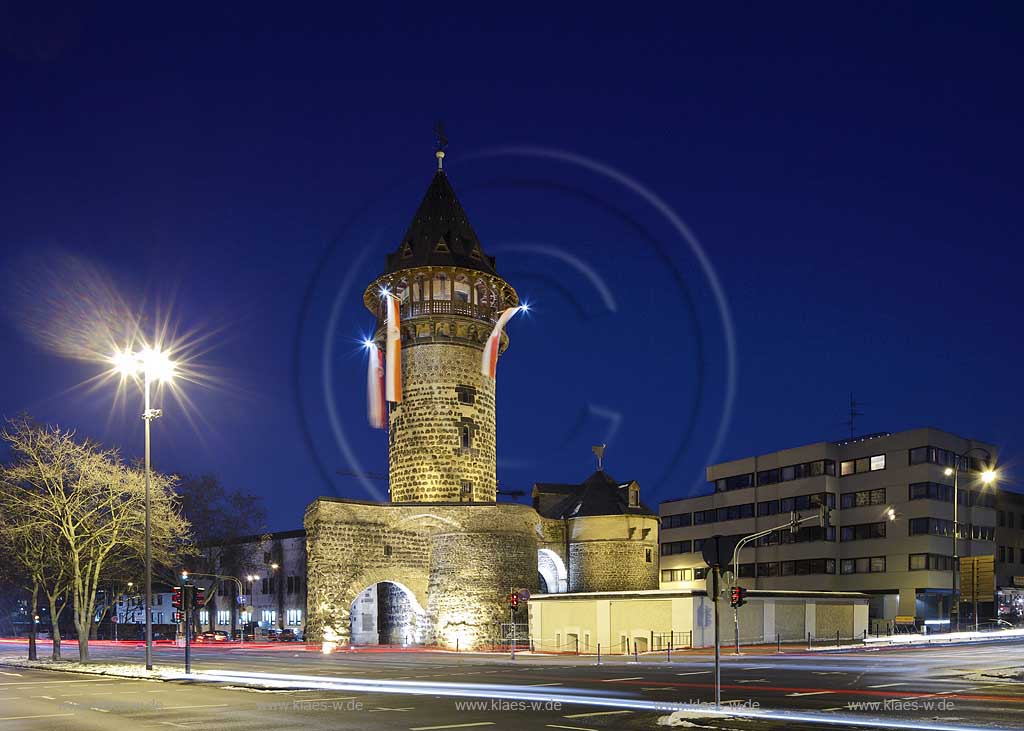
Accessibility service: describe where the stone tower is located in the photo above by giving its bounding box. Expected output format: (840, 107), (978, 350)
(363, 155), (519, 504)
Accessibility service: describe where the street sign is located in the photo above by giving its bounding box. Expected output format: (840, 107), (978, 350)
(701, 534), (738, 568)
(517, 589), (530, 603)
(237, 595), (248, 605)
(110, 615), (118, 624)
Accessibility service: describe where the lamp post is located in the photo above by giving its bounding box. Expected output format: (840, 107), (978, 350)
(112, 346), (175, 670)
(944, 448), (997, 632)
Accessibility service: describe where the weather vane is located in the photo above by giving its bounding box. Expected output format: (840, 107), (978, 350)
(435, 121), (448, 170)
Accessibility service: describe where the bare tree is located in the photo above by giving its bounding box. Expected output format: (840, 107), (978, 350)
(0, 416), (192, 662)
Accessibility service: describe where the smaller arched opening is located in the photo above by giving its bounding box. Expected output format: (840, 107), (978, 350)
(538, 548), (568, 594)
(349, 581), (427, 646)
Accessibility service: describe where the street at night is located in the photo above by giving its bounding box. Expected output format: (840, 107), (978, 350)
(3, 640), (1024, 730)
(4, 3), (1024, 730)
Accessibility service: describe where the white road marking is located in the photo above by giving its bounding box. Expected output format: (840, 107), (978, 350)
(0, 713), (75, 721)
(675, 671), (711, 676)
(90, 707), (111, 713)
(158, 704), (229, 710)
(409, 724), (495, 731)
(30, 695), (55, 700)
(547, 726), (598, 731)
(736, 679), (768, 683)
(741, 665), (773, 670)
(867, 682), (909, 688)
(786, 691), (834, 697)
(600, 676), (642, 682)
(369, 707), (415, 712)
(563, 710), (632, 718)
(0, 672), (23, 677)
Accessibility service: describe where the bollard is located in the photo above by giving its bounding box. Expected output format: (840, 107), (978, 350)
(807, 631), (811, 650)
(634, 640), (639, 663)
(836, 630), (840, 648)
(456, 637), (459, 653)
(575, 636), (579, 656)
(597, 643), (601, 665)
(863, 629), (867, 641)
(667, 643), (671, 663)
(777, 633), (781, 654)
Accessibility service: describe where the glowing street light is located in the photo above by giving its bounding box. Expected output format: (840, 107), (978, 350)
(109, 344), (176, 671)
(943, 448), (998, 632)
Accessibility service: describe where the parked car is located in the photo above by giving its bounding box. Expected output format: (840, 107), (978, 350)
(277, 628), (300, 642)
(197, 630), (230, 642)
(232, 628), (256, 641)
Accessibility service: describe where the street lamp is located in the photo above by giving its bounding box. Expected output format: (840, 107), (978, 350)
(943, 448), (998, 632)
(111, 344), (176, 671)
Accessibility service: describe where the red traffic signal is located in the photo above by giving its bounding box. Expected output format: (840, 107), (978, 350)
(508, 592), (519, 610)
(730, 586), (747, 608)
(171, 587), (182, 609)
(194, 587), (206, 607)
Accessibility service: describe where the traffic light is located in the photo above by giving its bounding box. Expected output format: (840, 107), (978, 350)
(508, 592), (519, 611)
(730, 586), (747, 608)
(173, 611), (183, 623)
(818, 504), (832, 529)
(194, 587), (206, 610)
(171, 587), (182, 610)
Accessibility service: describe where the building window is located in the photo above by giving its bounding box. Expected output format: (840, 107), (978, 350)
(660, 568), (694, 582)
(460, 480), (473, 502)
(840, 455), (885, 476)
(286, 576), (302, 595)
(840, 557), (886, 574)
(909, 482), (953, 502)
(456, 385), (476, 404)
(629, 487), (640, 507)
(840, 488), (886, 509)
(461, 425), (472, 449)
(384, 545), (392, 557)
(286, 609), (303, 627)
(216, 610), (230, 625)
(198, 610), (208, 625)
(999, 546), (1006, 562)
(662, 513), (692, 529)
(661, 540), (692, 556)
(840, 522), (887, 541)
(909, 553), (953, 571)
(714, 473), (754, 492)
(908, 517), (953, 536)
(645, 548), (652, 563)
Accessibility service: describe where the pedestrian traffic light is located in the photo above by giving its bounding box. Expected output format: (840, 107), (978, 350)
(171, 587), (182, 610)
(730, 586), (747, 608)
(509, 592), (519, 610)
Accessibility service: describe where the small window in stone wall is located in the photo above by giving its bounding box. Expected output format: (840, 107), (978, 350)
(645, 548), (652, 563)
(460, 480), (473, 502)
(384, 545), (392, 557)
(456, 385), (476, 404)
(461, 425), (472, 449)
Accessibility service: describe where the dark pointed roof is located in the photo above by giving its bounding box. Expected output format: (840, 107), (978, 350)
(533, 471), (656, 520)
(384, 171), (497, 275)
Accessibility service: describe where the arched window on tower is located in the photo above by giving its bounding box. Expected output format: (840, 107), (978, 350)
(454, 275), (471, 303)
(433, 272), (450, 300)
(461, 425), (472, 449)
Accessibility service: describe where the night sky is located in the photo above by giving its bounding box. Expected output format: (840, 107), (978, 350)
(2, 3), (1022, 531)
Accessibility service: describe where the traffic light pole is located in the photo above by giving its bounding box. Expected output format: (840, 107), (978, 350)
(184, 584), (192, 675)
(728, 509), (829, 653)
(712, 566), (721, 709)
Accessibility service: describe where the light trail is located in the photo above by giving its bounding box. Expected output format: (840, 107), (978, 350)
(167, 669), (1017, 731)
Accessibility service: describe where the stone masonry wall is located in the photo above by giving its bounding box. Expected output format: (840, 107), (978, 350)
(388, 342), (497, 503)
(304, 499), (540, 648)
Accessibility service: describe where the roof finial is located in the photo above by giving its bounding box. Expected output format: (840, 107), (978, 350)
(435, 120), (448, 171)
(591, 444), (606, 471)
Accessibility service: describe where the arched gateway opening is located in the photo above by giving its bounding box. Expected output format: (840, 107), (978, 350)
(350, 581), (427, 646)
(538, 548), (568, 594)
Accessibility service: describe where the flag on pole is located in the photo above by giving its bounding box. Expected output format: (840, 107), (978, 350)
(482, 306), (522, 379)
(385, 294), (402, 402)
(367, 344), (385, 429)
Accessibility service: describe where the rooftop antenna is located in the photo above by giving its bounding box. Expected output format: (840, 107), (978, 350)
(591, 444), (606, 471)
(435, 121), (448, 171)
(846, 392), (864, 439)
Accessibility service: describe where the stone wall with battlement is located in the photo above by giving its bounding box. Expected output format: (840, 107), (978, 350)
(304, 499), (542, 648)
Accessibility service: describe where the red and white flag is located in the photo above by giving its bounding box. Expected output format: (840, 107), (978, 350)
(482, 306), (522, 379)
(367, 344), (385, 429)
(385, 294), (402, 402)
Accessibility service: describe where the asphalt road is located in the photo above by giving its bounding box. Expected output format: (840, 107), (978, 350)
(1, 639), (1022, 730)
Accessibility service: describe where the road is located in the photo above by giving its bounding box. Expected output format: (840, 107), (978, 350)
(1, 639), (1022, 730)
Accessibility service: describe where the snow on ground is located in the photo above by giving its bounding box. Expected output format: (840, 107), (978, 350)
(0, 656), (178, 679)
(657, 709), (739, 728)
